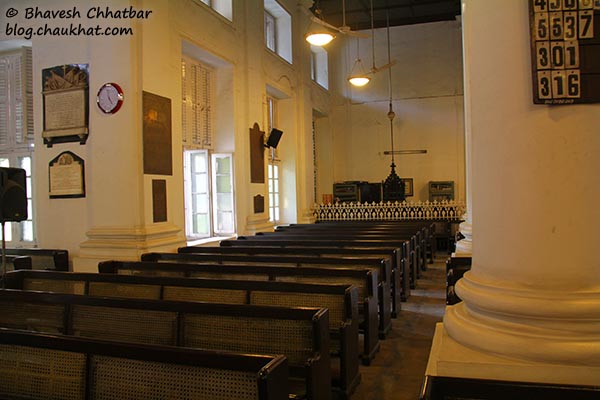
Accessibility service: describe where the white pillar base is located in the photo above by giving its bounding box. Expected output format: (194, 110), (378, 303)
(244, 214), (274, 235)
(426, 323), (600, 387)
(453, 219), (472, 257)
(74, 223), (185, 272)
(445, 273), (600, 367)
(298, 208), (316, 224)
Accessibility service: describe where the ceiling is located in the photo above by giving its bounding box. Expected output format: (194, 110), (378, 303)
(311, 0), (461, 31)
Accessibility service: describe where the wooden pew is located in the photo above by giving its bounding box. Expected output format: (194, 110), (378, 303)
(102, 258), (380, 366)
(3, 248), (69, 271)
(179, 244), (408, 314)
(220, 238), (411, 305)
(278, 221), (435, 264)
(300, 220), (438, 260)
(445, 256), (472, 305)
(257, 230), (427, 279)
(3, 269), (361, 399)
(2, 255), (32, 271)
(141, 251), (392, 341)
(244, 231), (422, 277)
(0, 288), (331, 400)
(0, 328), (288, 400)
(226, 236), (418, 296)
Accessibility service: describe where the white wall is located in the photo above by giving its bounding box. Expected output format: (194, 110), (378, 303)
(316, 20), (465, 202)
(0, 0), (322, 266)
(4, 0), (144, 262)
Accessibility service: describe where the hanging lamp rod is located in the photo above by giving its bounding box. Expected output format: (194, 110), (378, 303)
(384, 9), (427, 158)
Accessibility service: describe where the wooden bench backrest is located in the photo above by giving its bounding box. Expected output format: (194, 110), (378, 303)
(0, 328), (288, 400)
(4, 270), (357, 396)
(5, 270), (356, 331)
(226, 236), (408, 249)
(104, 260), (375, 306)
(3, 248), (69, 271)
(144, 251), (390, 271)
(0, 289), (326, 367)
(2, 255), (32, 271)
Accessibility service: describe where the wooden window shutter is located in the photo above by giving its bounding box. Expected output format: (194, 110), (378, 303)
(22, 47), (34, 144)
(182, 56), (212, 149)
(0, 56), (9, 148)
(0, 48), (33, 148)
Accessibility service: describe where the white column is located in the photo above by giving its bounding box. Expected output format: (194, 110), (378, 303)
(453, 14), (472, 258)
(452, 217), (471, 256)
(428, 0), (600, 386)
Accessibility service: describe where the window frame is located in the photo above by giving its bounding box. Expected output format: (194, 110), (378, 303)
(265, 94), (281, 224)
(268, 163), (281, 224)
(0, 48), (35, 246)
(310, 45), (329, 90)
(264, 10), (277, 53)
(184, 149), (211, 239)
(183, 149), (236, 240)
(211, 153), (235, 236)
(263, 0), (293, 64)
(196, 0), (232, 21)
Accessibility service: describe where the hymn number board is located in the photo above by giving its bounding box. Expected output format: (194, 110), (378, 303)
(530, 0), (600, 104)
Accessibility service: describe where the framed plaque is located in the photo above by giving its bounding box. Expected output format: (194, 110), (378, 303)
(529, 0), (600, 104)
(401, 178), (414, 197)
(253, 194), (265, 214)
(42, 64), (89, 146)
(49, 151), (85, 198)
(143, 91), (172, 175)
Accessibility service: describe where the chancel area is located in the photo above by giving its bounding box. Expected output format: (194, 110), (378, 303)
(0, 0), (598, 399)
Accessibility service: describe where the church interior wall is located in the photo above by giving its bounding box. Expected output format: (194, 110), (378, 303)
(316, 20), (465, 203)
(2, 0), (467, 269)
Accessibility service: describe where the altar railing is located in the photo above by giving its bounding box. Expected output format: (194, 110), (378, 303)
(313, 200), (466, 222)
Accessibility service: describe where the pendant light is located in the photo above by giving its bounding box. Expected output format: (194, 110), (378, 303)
(348, 39), (371, 86)
(306, 32), (335, 46)
(305, 2), (335, 46)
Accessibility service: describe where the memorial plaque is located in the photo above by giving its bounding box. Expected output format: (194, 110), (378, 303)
(42, 64), (89, 146)
(143, 91), (172, 175)
(49, 151), (85, 198)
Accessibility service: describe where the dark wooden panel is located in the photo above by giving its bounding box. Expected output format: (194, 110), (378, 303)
(250, 123), (265, 183)
(254, 194), (265, 214)
(143, 91), (172, 175)
(152, 179), (167, 222)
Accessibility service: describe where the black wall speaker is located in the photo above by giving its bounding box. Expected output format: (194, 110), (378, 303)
(0, 167), (27, 223)
(265, 128), (283, 149)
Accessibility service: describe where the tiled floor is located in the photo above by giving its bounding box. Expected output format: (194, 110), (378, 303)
(351, 256), (447, 400)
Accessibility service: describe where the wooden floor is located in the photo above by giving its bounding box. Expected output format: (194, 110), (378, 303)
(351, 255), (447, 400)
